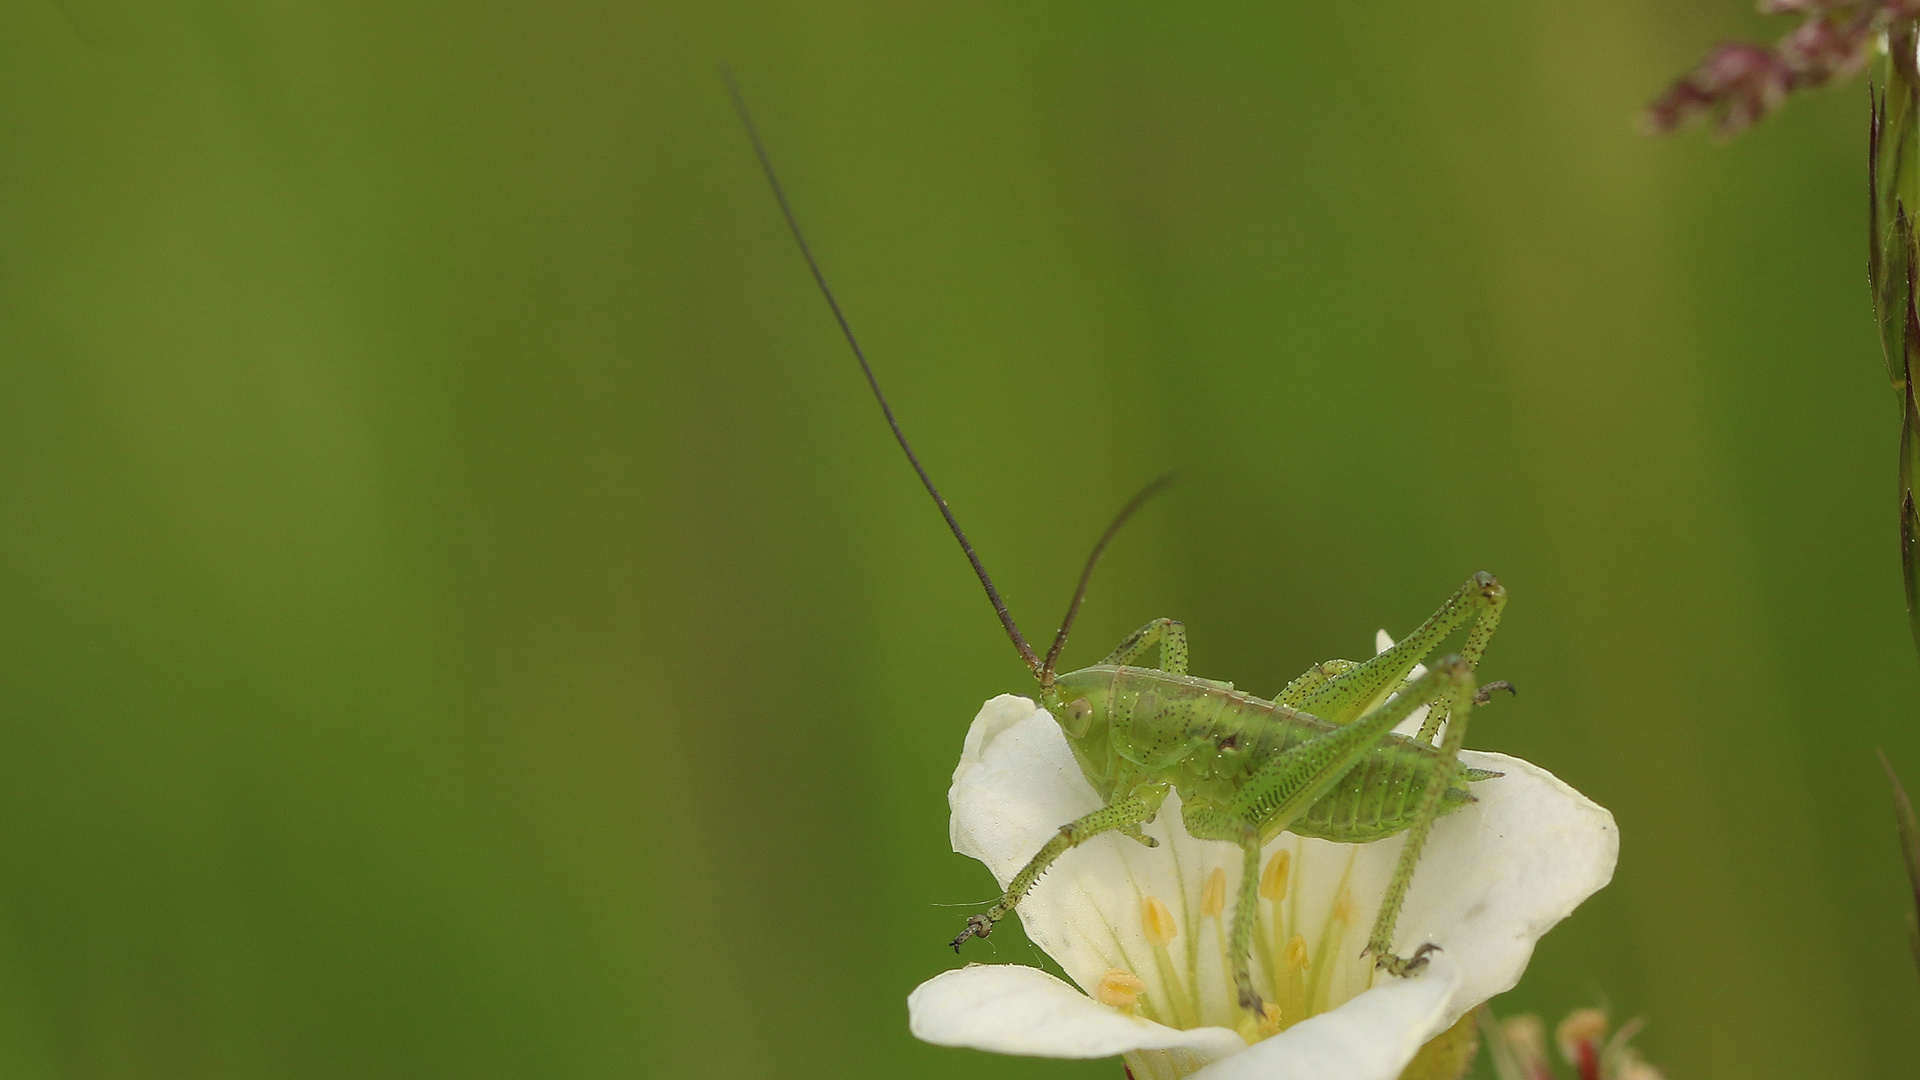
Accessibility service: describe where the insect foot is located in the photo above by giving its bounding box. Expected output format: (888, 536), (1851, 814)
(1236, 984), (1268, 1018)
(950, 913), (995, 952)
(1374, 943), (1442, 979)
(1474, 680), (1517, 705)
(912, 694), (1618, 1080)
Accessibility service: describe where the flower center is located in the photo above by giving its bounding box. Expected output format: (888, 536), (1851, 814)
(1104, 841), (1379, 1044)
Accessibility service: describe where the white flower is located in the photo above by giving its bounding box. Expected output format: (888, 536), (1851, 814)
(909, 640), (1618, 1080)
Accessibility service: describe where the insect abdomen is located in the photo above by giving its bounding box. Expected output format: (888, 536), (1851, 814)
(1099, 667), (1478, 843)
(1290, 736), (1474, 843)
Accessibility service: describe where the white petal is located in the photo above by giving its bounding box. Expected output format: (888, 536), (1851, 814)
(909, 964), (1247, 1062)
(947, 699), (1199, 1014)
(1189, 958), (1460, 1080)
(1388, 749), (1618, 1025)
(948, 695), (1100, 882)
(944, 695), (1617, 1043)
(1374, 629), (1394, 655)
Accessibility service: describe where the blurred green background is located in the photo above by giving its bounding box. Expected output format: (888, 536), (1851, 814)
(0, 1), (1913, 1078)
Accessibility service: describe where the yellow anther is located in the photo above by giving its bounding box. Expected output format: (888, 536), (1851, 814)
(1285, 933), (1309, 973)
(1095, 968), (1147, 1011)
(1555, 1008), (1609, 1061)
(1617, 1062), (1664, 1080)
(1257, 1001), (1283, 1037)
(1330, 885), (1354, 925)
(1201, 868), (1226, 918)
(1259, 850), (1291, 901)
(1141, 895), (1179, 947)
(1502, 1014), (1547, 1067)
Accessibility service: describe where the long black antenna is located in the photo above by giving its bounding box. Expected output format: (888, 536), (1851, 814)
(1041, 473), (1176, 683)
(725, 69), (1043, 677)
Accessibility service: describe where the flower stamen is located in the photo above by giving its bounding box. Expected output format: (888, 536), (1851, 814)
(1309, 881), (1353, 1017)
(1260, 849), (1292, 900)
(1142, 895), (1179, 947)
(1200, 867), (1240, 1010)
(1096, 968), (1147, 1014)
(1259, 1001), (1283, 1037)
(1201, 867), (1226, 917)
(1140, 895), (1198, 1028)
(1283, 932), (1309, 1027)
(1261, 849), (1292, 1011)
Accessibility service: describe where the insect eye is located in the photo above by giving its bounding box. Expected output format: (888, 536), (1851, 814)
(1062, 696), (1095, 737)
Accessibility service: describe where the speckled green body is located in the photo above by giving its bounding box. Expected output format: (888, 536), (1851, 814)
(953, 574), (1509, 1014)
(1050, 664), (1483, 845)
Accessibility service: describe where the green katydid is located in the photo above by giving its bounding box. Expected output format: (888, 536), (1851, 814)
(729, 77), (1513, 1020)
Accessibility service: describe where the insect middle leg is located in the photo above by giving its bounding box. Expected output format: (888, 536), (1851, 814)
(950, 783), (1170, 950)
(1178, 806), (1268, 1014)
(1186, 658), (1478, 1013)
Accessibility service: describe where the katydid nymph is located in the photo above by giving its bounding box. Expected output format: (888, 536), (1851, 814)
(729, 78), (1514, 1021)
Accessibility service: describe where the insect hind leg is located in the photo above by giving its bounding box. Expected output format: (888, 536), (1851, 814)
(1180, 659), (1471, 1016)
(1274, 658), (1360, 711)
(1281, 573), (1505, 735)
(1216, 657), (1483, 980)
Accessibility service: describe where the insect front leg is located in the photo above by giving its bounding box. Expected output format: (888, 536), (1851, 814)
(1102, 618), (1188, 674)
(1280, 573), (1505, 733)
(950, 783), (1170, 950)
